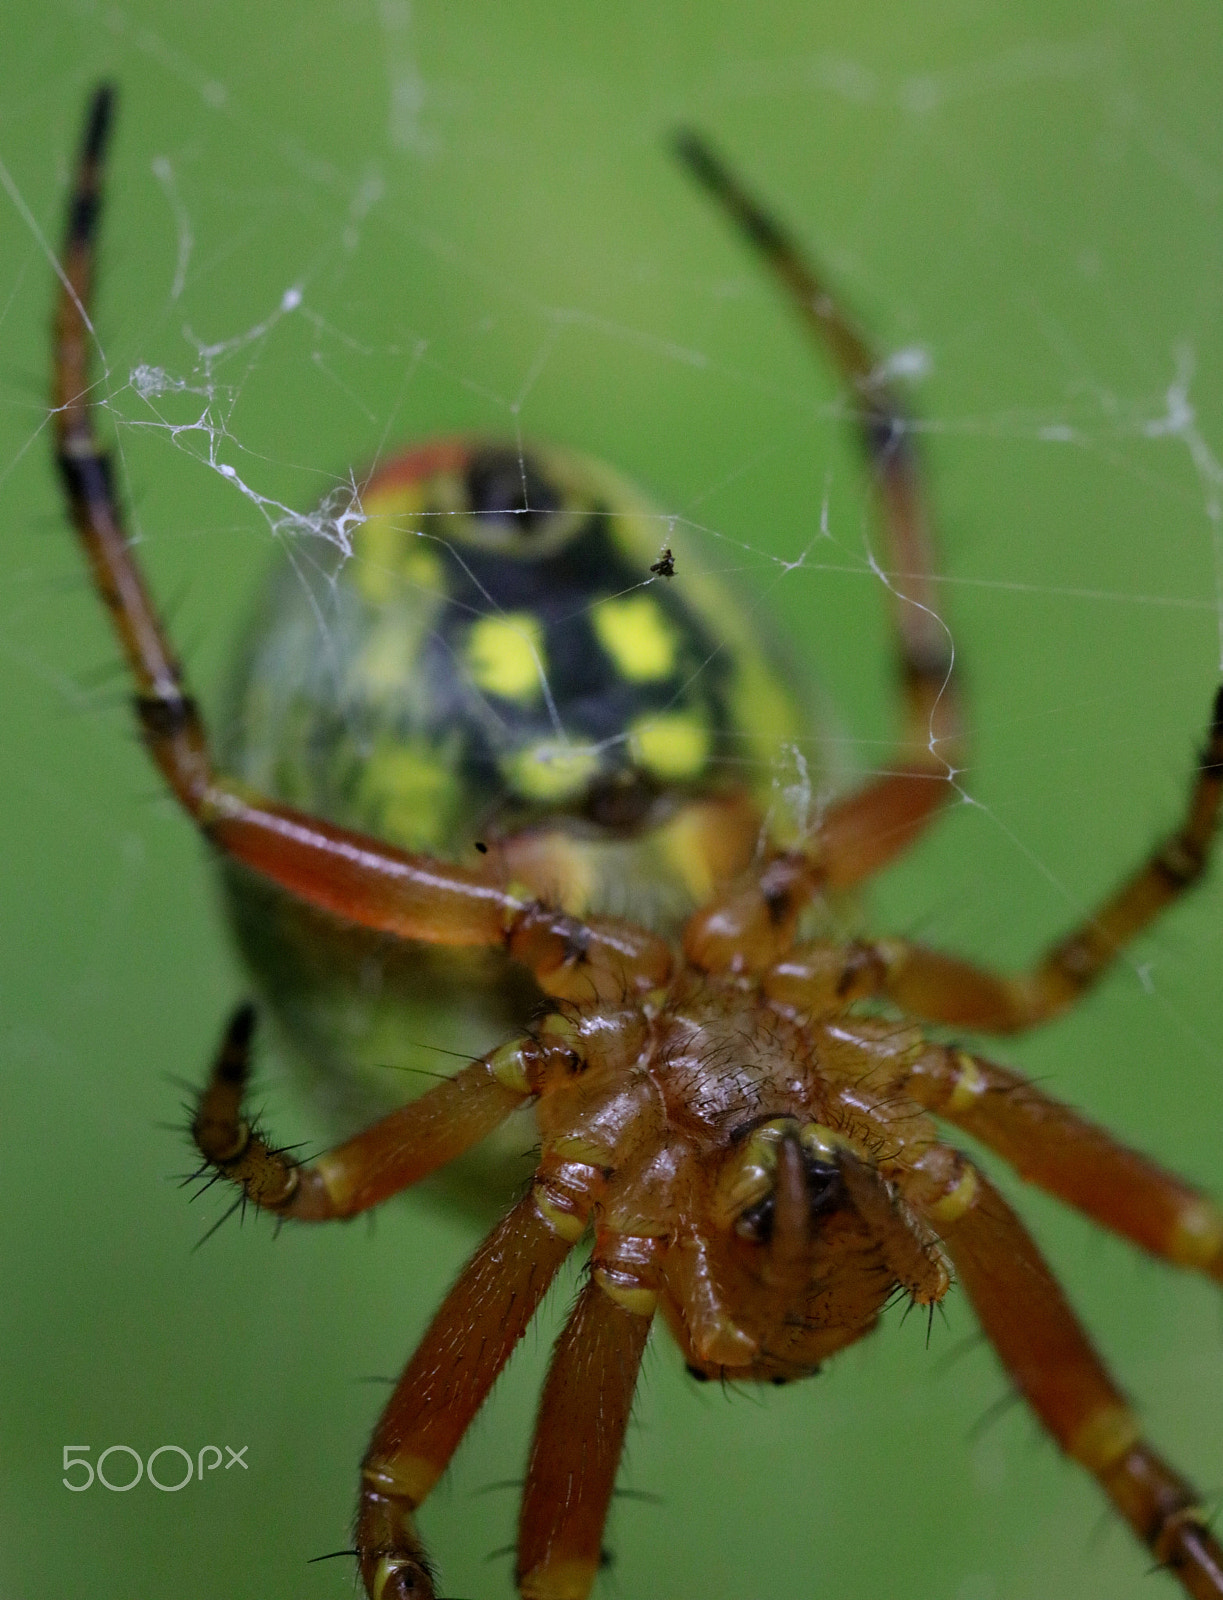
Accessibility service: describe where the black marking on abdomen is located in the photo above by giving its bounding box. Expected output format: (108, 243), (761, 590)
(465, 446), (562, 535)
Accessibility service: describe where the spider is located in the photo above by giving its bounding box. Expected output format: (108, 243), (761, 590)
(54, 86), (1223, 1600)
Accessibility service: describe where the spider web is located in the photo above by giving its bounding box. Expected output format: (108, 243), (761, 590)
(2, 6), (1223, 1600)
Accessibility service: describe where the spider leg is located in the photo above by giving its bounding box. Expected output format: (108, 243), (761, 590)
(356, 1182), (592, 1600)
(905, 1158), (1223, 1598)
(675, 132), (963, 889)
(767, 685), (1222, 1028)
(516, 1237), (659, 1600)
(191, 1005), (535, 1220)
(880, 685), (1223, 1028)
(54, 88), (519, 945)
(54, 89), (674, 1002)
(900, 1042), (1223, 1283)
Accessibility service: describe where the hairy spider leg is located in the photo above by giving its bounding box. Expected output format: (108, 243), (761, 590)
(56, 96), (678, 1596)
(53, 87), (680, 988)
(192, 1006), (534, 1219)
(776, 685), (1223, 1031)
(681, 124), (1223, 1021)
(356, 1188), (593, 1600)
(675, 131), (963, 889)
(902, 1042), (1223, 1282)
(516, 1272), (656, 1600)
(192, 991), (666, 1599)
(904, 1161), (1223, 1599)
(754, 972), (1223, 1279)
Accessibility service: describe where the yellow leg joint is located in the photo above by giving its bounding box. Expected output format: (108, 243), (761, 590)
(488, 1037), (531, 1093)
(1151, 1504), (1211, 1566)
(371, 1555), (415, 1600)
(519, 1555), (599, 1600)
(1068, 1400), (1140, 1471)
(362, 1454), (437, 1508)
(593, 1266), (658, 1316)
(926, 1160), (979, 1225)
(946, 1052), (986, 1114)
(313, 1149), (358, 1212)
(1167, 1197), (1223, 1271)
(533, 1183), (588, 1242)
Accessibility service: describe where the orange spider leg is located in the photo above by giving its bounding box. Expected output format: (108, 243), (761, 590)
(191, 1005), (536, 1220)
(517, 1232), (660, 1600)
(900, 1043), (1223, 1283)
(55, 87), (677, 995)
(865, 684), (1223, 1030)
(765, 682), (1223, 1025)
(54, 87), (524, 950)
(906, 1158), (1223, 1598)
(356, 1179), (595, 1600)
(675, 132), (963, 889)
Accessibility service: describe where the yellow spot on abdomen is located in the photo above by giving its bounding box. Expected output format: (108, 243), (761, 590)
(466, 612), (545, 702)
(591, 595), (677, 681)
(399, 543), (445, 592)
(359, 739), (457, 852)
(730, 653), (806, 802)
(503, 740), (602, 802)
(353, 510), (405, 605)
(658, 807), (717, 903)
(353, 489), (442, 606)
(628, 712), (710, 779)
(356, 624), (417, 693)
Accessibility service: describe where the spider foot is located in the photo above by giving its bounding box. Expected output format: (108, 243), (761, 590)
(191, 1003), (301, 1212)
(357, 1483), (438, 1600)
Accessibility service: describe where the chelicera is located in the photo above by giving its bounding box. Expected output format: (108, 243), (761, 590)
(54, 85), (1223, 1600)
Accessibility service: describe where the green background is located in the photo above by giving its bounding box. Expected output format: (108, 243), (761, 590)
(3, 4), (1223, 1600)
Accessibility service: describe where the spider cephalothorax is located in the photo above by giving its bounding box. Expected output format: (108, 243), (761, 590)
(54, 85), (1223, 1600)
(527, 978), (954, 1387)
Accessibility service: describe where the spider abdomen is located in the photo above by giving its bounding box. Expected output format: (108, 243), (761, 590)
(220, 437), (819, 1167)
